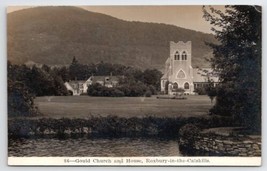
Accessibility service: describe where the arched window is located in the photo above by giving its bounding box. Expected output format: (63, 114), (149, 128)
(173, 82), (178, 89)
(177, 70), (186, 79)
(184, 82), (189, 89)
(182, 51), (187, 60)
(174, 51), (180, 60)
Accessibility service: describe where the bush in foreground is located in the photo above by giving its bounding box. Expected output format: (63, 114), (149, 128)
(8, 115), (235, 139)
(8, 79), (39, 117)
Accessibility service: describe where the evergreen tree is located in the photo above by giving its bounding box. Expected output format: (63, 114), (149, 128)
(69, 56), (91, 80)
(52, 66), (70, 82)
(203, 6), (261, 131)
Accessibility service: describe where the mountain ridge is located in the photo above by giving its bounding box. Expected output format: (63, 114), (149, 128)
(7, 6), (217, 70)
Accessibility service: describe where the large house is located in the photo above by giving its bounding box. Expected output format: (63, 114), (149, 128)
(65, 76), (120, 95)
(161, 41), (219, 95)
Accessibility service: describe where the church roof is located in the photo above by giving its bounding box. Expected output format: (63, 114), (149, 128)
(165, 58), (170, 64)
(161, 72), (168, 79)
(193, 68), (219, 82)
(161, 57), (170, 80)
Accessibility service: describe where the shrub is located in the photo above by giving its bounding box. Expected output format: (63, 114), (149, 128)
(111, 89), (125, 97)
(87, 83), (102, 96)
(88, 82), (153, 97)
(179, 124), (200, 145)
(8, 115), (236, 139)
(194, 87), (207, 95)
(144, 90), (152, 97)
(148, 85), (157, 95)
(118, 86), (131, 96)
(87, 83), (125, 97)
(67, 90), (73, 96)
(128, 84), (146, 97)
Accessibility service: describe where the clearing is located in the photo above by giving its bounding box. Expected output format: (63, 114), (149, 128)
(34, 95), (213, 118)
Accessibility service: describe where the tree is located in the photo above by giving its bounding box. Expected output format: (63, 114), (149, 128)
(8, 79), (38, 117)
(71, 56), (78, 65)
(8, 62), (38, 117)
(28, 66), (55, 96)
(143, 69), (163, 90)
(197, 68), (217, 103)
(69, 57), (93, 80)
(95, 61), (113, 76)
(52, 66), (70, 82)
(51, 74), (68, 96)
(203, 6), (261, 131)
(205, 80), (217, 104)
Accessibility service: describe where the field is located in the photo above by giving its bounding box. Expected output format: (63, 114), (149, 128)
(34, 95), (213, 118)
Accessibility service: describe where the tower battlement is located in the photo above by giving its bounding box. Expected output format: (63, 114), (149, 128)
(170, 41), (192, 56)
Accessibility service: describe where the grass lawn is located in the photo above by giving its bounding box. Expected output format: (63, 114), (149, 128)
(34, 95), (213, 118)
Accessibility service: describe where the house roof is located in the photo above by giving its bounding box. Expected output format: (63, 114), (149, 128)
(90, 76), (120, 84)
(64, 82), (75, 91)
(68, 80), (86, 84)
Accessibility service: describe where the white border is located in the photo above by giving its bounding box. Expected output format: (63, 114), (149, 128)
(8, 157), (261, 166)
(1, 0), (266, 170)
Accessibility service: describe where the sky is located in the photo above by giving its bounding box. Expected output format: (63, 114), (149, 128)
(7, 5), (225, 34)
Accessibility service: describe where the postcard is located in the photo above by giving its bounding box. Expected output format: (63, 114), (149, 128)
(7, 5), (261, 166)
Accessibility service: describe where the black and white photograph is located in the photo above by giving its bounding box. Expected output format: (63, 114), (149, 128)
(7, 5), (261, 166)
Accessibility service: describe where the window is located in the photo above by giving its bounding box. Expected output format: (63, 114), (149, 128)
(174, 51), (180, 60)
(184, 82), (189, 89)
(173, 82), (178, 89)
(182, 51), (187, 60)
(177, 70), (186, 78)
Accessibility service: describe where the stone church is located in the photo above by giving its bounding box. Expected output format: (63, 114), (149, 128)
(161, 41), (219, 95)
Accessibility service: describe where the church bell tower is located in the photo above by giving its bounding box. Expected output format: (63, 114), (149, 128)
(168, 41), (194, 94)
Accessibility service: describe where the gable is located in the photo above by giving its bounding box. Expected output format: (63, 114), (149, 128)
(177, 70), (186, 79)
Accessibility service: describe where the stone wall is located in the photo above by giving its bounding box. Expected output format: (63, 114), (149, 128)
(179, 133), (261, 156)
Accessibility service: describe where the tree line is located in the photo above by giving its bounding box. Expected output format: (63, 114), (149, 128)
(68, 57), (162, 87)
(8, 59), (162, 116)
